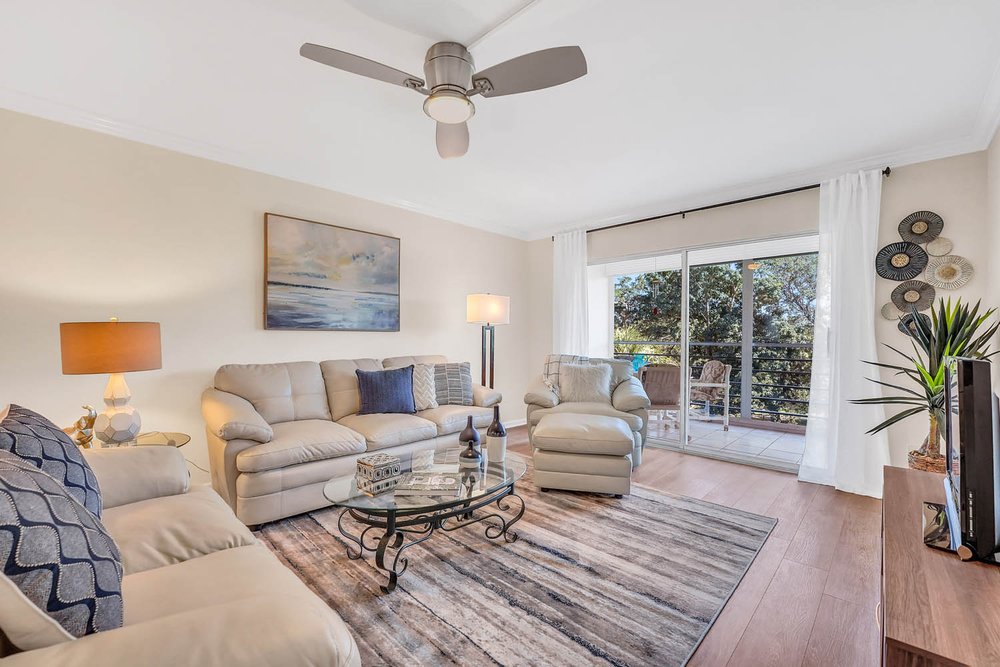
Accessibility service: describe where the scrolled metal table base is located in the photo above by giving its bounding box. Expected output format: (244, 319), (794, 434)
(337, 484), (525, 593)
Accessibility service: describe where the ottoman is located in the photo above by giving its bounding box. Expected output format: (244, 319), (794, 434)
(532, 413), (634, 497)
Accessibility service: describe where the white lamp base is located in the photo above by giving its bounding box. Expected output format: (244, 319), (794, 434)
(95, 373), (142, 446)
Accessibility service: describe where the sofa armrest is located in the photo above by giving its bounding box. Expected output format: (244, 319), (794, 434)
(523, 375), (558, 408)
(472, 384), (502, 408)
(612, 377), (651, 412)
(202, 388), (272, 444)
(0, 596), (361, 667)
(82, 447), (189, 510)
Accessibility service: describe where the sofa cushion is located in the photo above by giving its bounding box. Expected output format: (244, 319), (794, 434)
(0, 404), (103, 518)
(382, 354), (448, 369)
(542, 354), (588, 398)
(532, 414), (634, 456)
(433, 362), (473, 406)
(319, 359), (382, 421)
(215, 362), (331, 425)
(101, 485), (256, 575)
(559, 363), (613, 404)
(417, 405), (492, 436)
(411, 364), (439, 411)
(337, 413), (437, 450)
(236, 420), (366, 473)
(0, 451), (122, 650)
(356, 367), (416, 415)
(527, 402), (644, 431)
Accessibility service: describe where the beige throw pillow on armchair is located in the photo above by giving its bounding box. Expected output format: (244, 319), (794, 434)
(559, 363), (613, 404)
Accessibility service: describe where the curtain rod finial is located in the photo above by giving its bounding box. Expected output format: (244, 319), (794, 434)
(882, 166), (891, 177)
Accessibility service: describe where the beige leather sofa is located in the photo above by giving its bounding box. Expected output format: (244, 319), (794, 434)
(202, 355), (501, 526)
(523, 360), (650, 466)
(1, 446), (359, 666)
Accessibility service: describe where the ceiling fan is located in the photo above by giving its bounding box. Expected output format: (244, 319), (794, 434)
(299, 41), (587, 158)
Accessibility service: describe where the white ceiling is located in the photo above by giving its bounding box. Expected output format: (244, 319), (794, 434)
(3, 0), (1000, 240)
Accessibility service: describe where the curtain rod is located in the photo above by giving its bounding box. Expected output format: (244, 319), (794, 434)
(551, 166), (891, 240)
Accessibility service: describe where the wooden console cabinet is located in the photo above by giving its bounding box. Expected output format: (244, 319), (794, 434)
(882, 466), (1000, 666)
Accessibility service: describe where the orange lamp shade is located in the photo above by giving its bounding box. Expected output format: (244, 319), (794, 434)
(60, 322), (162, 375)
(466, 294), (510, 325)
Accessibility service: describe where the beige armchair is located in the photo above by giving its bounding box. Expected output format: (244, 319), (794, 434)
(523, 357), (650, 466)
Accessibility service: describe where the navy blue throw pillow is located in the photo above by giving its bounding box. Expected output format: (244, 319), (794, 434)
(0, 405), (103, 518)
(0, 450), (124, 640)
(356, 367), (416, 415)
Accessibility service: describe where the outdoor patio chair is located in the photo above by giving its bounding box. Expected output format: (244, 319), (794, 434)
(639, 364), (682, 429)
(690, 359), (732, 431)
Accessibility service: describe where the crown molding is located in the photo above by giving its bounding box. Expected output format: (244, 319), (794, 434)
(0, 87), (530, 241)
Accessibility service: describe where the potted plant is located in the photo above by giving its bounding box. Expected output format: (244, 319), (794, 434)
(853, 298), (998, 473)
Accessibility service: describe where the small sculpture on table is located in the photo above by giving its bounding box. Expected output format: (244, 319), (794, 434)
(63, 405), (97, 449)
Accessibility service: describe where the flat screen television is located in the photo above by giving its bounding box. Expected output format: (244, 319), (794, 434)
(937, 357), (1000, 563)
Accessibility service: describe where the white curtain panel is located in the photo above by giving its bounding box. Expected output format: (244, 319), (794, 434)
(552, 230), (590, 356)
(799, 169), (890, 498)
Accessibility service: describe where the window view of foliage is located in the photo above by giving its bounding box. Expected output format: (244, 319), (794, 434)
(614, 253), (818, 425)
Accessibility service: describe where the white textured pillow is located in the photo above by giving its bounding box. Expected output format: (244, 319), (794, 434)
(411, 364), (439, 411)
(559, 363), (613, 404)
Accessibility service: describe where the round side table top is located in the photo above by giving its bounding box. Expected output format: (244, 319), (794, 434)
(134, 431), (191, 448)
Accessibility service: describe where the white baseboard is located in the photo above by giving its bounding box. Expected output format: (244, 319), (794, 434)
(504, 418), (527, 428)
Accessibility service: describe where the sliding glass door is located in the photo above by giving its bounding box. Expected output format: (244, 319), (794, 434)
(602, 235), (818, 472)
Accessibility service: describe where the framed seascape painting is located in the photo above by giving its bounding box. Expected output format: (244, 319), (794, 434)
(264, 213), (400, 331)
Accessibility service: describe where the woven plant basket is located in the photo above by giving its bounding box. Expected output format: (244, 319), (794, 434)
(908, 450), (946, 474)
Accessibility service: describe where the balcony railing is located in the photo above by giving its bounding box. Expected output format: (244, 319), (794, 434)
(614, 340), (812, 427)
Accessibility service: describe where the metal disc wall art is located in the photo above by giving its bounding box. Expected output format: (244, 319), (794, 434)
(880, 302), (902, 321)
(925, 236), (953, 256)
(898, 211), (944, 244)
(924, 255), (973, 290)
(898, 312), (931, 338)
(875, 241), (928, 281)
(890, 280), (936, 312)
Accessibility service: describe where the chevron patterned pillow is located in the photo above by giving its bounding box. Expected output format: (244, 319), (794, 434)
(0, 405), (103, 518)
(411, 364), (439, 411)
(0, 450), (123, 650)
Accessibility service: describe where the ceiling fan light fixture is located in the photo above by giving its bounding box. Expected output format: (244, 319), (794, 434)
(423, 90), (474, 124)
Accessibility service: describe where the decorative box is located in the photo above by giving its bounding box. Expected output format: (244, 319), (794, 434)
(357, 475), (402, 496)
(356, 453), (402, 481)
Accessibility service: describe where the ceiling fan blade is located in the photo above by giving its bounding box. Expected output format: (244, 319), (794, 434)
(474, 46), (586, 98)
(300, 43), (424, 89)
(436, 122), (469, 159)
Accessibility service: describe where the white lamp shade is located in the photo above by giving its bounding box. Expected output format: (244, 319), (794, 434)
(467, 294), (510, 325)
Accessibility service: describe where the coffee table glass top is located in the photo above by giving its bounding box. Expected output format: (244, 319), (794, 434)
(324, 448), (526, 513)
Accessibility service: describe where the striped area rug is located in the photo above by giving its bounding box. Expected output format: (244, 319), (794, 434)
(256, 455), (775, 666)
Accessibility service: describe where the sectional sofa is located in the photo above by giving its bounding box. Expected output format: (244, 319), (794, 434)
(201, 355), (502, 526)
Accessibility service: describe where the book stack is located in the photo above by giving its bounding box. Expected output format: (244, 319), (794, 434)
(355, 453), (402, 496)
(393, 473), (462, 497)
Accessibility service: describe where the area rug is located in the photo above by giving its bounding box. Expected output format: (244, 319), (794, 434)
(255, 454), (775, 667)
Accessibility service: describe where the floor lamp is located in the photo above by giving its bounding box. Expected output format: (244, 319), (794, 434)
(466, 294), (510, 389)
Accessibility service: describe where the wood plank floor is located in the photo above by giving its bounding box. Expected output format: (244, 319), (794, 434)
(508, 426), (882, 667)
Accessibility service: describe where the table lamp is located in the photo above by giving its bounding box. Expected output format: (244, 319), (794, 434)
(60, 319), (162, 445)
(466, 294), (510, 389)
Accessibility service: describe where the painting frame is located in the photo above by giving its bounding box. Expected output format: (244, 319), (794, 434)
(264, 212), (401, 332)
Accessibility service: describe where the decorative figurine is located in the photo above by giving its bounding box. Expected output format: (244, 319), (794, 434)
(64, 405), (97, 448)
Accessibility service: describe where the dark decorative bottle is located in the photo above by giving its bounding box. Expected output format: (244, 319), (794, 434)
(459, 415), (481, 470)
(485, 405), (507, 462)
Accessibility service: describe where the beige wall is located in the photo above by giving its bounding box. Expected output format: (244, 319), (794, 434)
(988, 131), (1000, 391)
(876, 152), (990, 465)
(0, 109), (535, 475)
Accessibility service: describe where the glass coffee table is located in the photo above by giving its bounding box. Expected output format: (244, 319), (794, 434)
(324, 448), (527, 593)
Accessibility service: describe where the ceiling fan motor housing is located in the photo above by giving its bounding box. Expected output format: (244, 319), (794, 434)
(424, 42), (474, 92)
